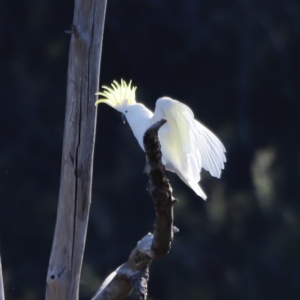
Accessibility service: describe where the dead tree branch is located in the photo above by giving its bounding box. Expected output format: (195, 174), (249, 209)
(92, 119), (178, 300)
(46, 0), (107, 299)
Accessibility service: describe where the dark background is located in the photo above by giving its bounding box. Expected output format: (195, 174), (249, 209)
(1, 0), (300, 299)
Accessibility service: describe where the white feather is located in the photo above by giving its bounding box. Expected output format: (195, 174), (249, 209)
(152, 97), (226, 199)
(96, 80), (226, 199)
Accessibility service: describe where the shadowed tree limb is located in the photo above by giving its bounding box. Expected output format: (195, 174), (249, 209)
(92, 119), (178, 300)
(145, 119), (178, 259)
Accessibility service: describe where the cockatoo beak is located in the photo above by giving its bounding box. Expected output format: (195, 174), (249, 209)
(121, 113), (127, 124)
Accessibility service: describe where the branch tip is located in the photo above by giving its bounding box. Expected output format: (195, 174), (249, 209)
(171, 198), (178, 205)
(172, 226), (180, 234)
(71, 24), (80, 39)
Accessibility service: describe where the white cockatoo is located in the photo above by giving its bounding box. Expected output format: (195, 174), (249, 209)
(95, 79), (226, 199)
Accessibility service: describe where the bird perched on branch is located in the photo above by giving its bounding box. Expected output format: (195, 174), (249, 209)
(95, 80), (226, 199)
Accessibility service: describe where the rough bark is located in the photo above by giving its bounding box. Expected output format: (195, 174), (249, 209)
(46, 0), (107, 299)
(92, 119), (178, 300)
(145, 120), (178, 259)
(0, 255), (4, 300)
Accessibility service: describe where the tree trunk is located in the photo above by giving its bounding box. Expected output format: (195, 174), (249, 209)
(46, 0), (107, 299)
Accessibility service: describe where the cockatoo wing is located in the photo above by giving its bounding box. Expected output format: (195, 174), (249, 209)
(153, 97), (209, 198)
(153, 97), (198, 178)
(153, 97), (226, 183)
(194, 120), (226, 178)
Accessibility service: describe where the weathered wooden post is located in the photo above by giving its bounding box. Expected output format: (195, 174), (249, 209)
(46, 0), (107, 299)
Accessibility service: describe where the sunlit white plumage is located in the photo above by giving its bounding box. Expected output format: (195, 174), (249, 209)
(95, 79), (226, 199)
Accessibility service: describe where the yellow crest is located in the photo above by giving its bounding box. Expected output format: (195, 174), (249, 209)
(95, 79), (137, 111)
